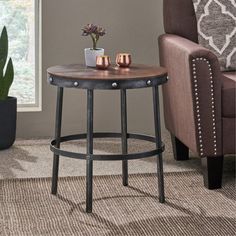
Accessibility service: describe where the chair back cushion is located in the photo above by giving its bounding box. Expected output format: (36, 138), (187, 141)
(163, 0), (198, 42)
(192, 0), (236, 71)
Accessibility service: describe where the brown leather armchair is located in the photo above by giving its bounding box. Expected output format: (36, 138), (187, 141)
(159, 0), (235, 189)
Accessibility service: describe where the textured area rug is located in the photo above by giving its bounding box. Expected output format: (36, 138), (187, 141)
(0, 136), (235, 179)
(0, 137), (201, 179)
(1, 172), (235, 236)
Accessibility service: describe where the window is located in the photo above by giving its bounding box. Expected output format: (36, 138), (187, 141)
(0, 0), (41, 111)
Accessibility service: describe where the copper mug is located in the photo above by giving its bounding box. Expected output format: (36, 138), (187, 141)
(116, 53), (132, 67)
(96, 55), (111, 70)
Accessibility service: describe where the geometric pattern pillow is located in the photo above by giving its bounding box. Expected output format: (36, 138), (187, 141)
(192, 0), (236, 71)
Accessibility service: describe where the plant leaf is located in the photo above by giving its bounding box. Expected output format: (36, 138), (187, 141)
(1, 58), (14, 100)
(0, 59), (4, 100)
(0, 26), (8, 67)
(0, 58), (4, 78)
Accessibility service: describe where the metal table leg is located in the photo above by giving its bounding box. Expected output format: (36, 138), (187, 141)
(121, 89), (128, 186)
(153, 86), (165, 203)
(51, 87), (64, 195)
(86, 89), (94, 213)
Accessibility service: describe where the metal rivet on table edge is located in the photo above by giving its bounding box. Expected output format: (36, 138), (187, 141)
(147, 80), (152, 86)
(49, 77), (53, 83)
(74, 82), (79, 87)
(112, 82), (118, 88)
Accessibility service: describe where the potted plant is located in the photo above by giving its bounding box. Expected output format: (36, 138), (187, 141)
(0, 26), (16, 150)
(82, 24), (106, 67)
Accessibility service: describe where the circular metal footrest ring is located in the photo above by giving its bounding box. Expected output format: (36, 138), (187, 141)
(50, 132), (165, 161)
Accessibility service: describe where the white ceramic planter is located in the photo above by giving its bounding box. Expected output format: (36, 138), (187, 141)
(84, 48), (104, 67)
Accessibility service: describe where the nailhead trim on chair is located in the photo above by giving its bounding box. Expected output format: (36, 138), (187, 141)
(192, 57), (217, 157)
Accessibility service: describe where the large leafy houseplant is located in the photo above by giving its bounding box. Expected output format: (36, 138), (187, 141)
(0, 26), (16, 150)
(0, 26), (14, 100)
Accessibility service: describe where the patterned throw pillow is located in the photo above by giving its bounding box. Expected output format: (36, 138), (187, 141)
(192, 0), (236, 71)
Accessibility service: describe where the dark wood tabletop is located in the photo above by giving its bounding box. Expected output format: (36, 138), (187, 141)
(47, 64), (167, 81)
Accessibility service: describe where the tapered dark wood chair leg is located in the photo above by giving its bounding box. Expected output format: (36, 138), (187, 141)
(171, 135), (189, 161)
(201, 156), (224, 189)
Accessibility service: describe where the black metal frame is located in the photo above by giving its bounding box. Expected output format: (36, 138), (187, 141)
(48, 75), (167, 90)
(50, 133), (165, 161)
(86, 89), (93, 212)
(51, 87), (63, 195)
(50, 75), (167, 213)
(121, 89), (128, 186)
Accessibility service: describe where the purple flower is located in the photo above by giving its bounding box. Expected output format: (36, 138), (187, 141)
(97, 27), (106, 36)
(82, 24), (106, 36)
(82, 24), (106, 50)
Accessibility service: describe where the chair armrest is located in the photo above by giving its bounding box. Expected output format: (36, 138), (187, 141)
(159, 34), (222, 157)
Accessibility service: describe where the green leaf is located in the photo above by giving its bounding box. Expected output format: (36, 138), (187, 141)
(0, 26), (8, 67)
(0, 58), (4, 78)
(0, 59), (4, 100)
(1, 58), (14, 100)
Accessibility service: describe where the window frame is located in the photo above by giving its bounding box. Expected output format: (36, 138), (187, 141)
(17, 0), (42, 112)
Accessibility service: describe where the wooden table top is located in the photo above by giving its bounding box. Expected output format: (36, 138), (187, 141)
(47, 64), (167, 81)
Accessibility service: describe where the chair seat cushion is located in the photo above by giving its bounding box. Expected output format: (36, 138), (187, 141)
(222, 72), (236, 117)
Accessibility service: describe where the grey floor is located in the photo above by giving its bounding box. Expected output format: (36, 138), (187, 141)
(0, 130), (235, 179)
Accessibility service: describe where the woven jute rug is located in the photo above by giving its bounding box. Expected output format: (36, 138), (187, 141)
(0, 172), (235, 236)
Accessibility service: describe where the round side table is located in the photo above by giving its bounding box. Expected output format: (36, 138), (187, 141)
(47, 64), (168, 213)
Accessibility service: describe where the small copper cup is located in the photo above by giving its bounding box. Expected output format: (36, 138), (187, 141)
(116, 53), (132, 67)
(96, 55), (111, 70)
